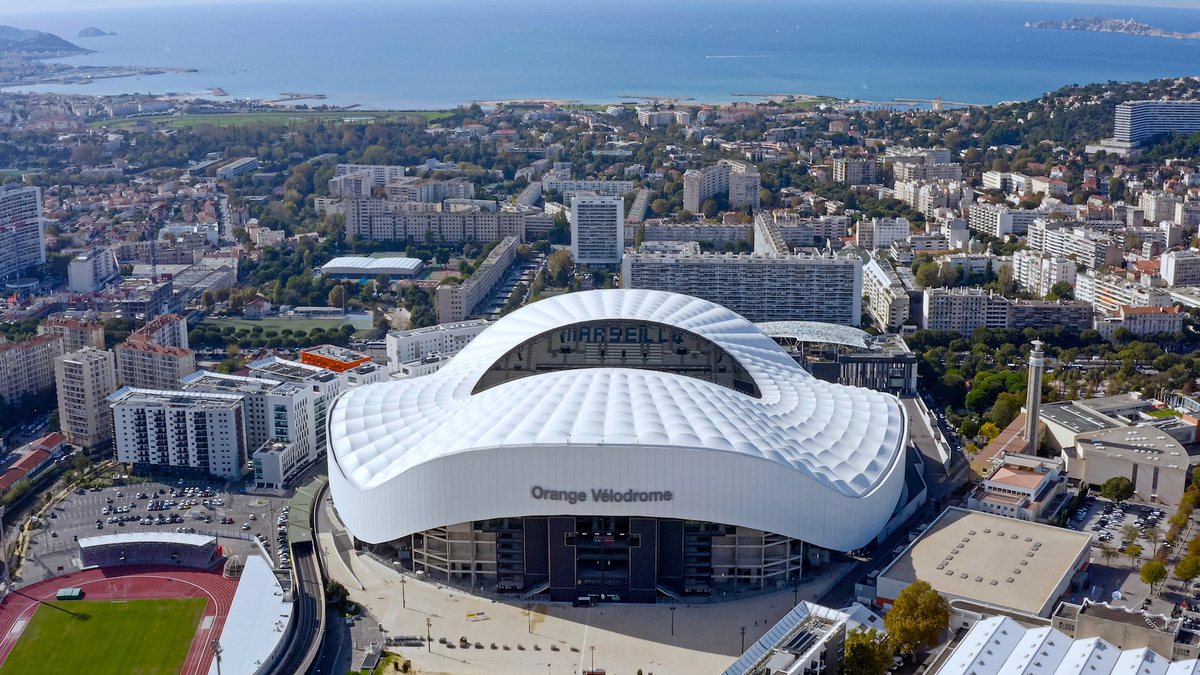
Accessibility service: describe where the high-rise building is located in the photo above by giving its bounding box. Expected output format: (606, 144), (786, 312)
(862, 256), (911, 331)
(335, 163), (408, 186)
(921, 288), (1093, 335)
(1075, 271), (1173, 313)
(968, 202), (1039, 237)
(247, 357), (344, 457)
(37, 317), (105, 352)
(1164, 250), (1200, 287)
(0, 185), (46, 278)
(682, 160), (761, 213)
(436, 236), (520, 323)
(571, 195), (624, 266)
(0, 334), (63, 403)
(1114, 100), (1200, 144)
(621, 252), (862, 324)
(55, 348), (117, 448)
(109, 387), (249, 479)
(114, 341), (195, 390)
(67, 247), (119, 293)
(856, 217), (911, 250)
(386, 319), (490, 374)
(832, 158), (877, 186)
(1012, 250), (1076, 297)
(1024, 340), (1044, 444)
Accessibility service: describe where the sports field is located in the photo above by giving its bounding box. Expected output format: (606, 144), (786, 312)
(0, 597), (206, 675)
(196, 317), (345, 333)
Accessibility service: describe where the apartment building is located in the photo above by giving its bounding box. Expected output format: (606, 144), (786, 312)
(386, 319), (490, 373)
(892, 162), (962, 182)
(629, 223), (752, 249)
(1076, 271), (1173, 313)
(67, 247), (119, 293)
(343, 200), (540, 243)
(856, 217), (911, 250)
(922, 288), (1093, 335)
(832, 158), (876, 186)
(335, 163), (408, 186)
(1177, 201), (1200, 228)
(937, 253), (1012, 277)
(109, 387), (249, 479)
(385, 177), (475, 202)
(621, 252), (862, 324)
(1096, 305), (1185, 339)
(54, 347), (117, 448)
(881, 147), (953, 165)
(1163, 250), (1200, 287)
(0, 334), (63, 404)
(968, 202), (1039, 237)
(682, 160), (761, 213)
(1012, 249), (1077, 297)
(541, 178), (636, 197)
(863, 256), (911, 331)
(1140, 190), (1181, 224)
(894, 180), (974, 218)
(134, 314), (190, 350)
(327, 171), (374, 199)
(215, 156), (258, 180)
(247, 357), (343, 457)
(0, 185), (46, 276)
(37, 317), (105, 352)
(637, 108), (691, 126)
(1114, 100), (1200, 144)
(571, 195), (624, 266)
(114, 340), (195, 391)
(436, 236), (520, 323)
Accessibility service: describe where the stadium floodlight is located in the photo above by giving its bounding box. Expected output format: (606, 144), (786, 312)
(210, 638), (223, 675)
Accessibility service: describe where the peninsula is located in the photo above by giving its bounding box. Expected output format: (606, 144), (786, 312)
(1027, 16), (1200, 40)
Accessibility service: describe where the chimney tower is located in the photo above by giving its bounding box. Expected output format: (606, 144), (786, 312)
(1024, 340), (1045, 447)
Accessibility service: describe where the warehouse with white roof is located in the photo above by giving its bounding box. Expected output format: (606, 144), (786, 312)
(319, 256), (424, 279)
(328, 289), (909, 603)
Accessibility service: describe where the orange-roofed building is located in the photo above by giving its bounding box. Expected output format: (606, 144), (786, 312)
(966, 453), (1067, 522)
(970, 412), (1046, 481)
(300, 345), (371, 373)
(32, 432), (66, 455)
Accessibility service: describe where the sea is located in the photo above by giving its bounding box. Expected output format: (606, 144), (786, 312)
(2, 0), (1200, 110)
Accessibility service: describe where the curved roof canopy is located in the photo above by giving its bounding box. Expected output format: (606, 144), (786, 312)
(755, 320), (871, 350)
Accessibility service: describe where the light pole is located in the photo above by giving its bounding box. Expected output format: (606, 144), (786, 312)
(794, 580), (799, 607)
(210, 638), (223, 675)
(670, 605), (675, 636)
(426, 618), (431, 652)
(401, 577), (406, 609)
(590, 645), (595, 673)
(740, 626), (746, 653)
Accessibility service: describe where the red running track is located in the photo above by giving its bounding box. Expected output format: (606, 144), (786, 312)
(0, 565), (239, 675)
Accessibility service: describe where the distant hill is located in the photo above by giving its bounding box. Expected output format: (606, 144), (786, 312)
(77, 27), (115, 37)
(0, 25), (91, 57)
(1027, 16), (1200, 40)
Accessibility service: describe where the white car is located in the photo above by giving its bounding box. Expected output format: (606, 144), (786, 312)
(241, 523), (251, 530)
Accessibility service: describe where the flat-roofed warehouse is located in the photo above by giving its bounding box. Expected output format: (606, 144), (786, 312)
(319, 256), (424, 280)
(876, 508), (1091, 625)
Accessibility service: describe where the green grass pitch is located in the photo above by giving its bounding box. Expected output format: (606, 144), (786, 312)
(0, 598), (207, 675)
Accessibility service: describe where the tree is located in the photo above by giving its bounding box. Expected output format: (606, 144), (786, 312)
(70, 144), (103, 167)
(958, 418), (981, 440)
(1175, 556), (1200, 582)
(701, 198), (719, 219)
(328, 285), (348, 308)
(1101, 477), (1134, 504)
(844, 629), (894, 675)
(1126, 543), (1143, 568)
(1099, 543), (1118, 567)
(1049, 281), (1074, 300)
(979, 422), (1001, 441)
(1145, 527), (1163, 557)
(72, 452), (90, 472)
(375, 273), (392, 291)
(677, 209), (693, 222)
(883, 580), (949, 656)
(1141, 561), (1167, 594)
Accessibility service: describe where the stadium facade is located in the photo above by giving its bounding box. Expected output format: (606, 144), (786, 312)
(328, 290), (908, 602)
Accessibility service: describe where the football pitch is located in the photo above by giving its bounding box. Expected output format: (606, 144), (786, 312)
(0, 598), (207, 675)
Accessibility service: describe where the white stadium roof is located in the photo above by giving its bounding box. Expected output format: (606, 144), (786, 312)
(755, 321), (871, 350)
(329, 290), (907, 550)
(78, 532), (216, 549)
(319, 256), (423, 276)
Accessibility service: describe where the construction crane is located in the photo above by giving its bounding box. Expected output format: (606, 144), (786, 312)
(892, 97), (986, 111)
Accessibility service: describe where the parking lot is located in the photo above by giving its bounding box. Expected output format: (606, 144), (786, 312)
(20, 478), (294, 586)
(1067, 496), (1171, 558)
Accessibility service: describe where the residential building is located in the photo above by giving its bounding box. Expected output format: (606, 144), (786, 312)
(856, 217), (910, 250)
(682, 160), (761, 212)
(1026, 220), (1123, 270)
(54, 347), (117, 448)
(541, 178), (636, 197)
(1096, 305), (1185, 339)
(134, 314), (190, 350)
(335, 163), (408, 186)
(862, 256), (910, 330)
(0, 185), (46, 276)
(114, 340), (195, 390)
(621, 252), (862, 324)
(247, 356), (343, 457)
(384, 177), (475, 202)
(880, 147), (953, 164)
(386, 319), (490, 374)
(67, 247), (119, 293)
(571, 194), (624, 266)
(1140, 190), (1182, 224)
(1013, 249), (1076, 297)
(1177, 201), (1200, 228)
(1163, 250), (1200, 287)
(1076, 271), (1173, 313)
(1114, 100), (1200, 144)
(300, 345), (372, 372)
(630, 223), (752, 249)
(436, 236), (520, 323)
(966, 453), (1067, 522)
(968, 202), (1039, 237)
(109, 387), (249, 479)
(937, 253), (1012, 277)
(252, 439), (305, 490)
(37, 317), (105, 352)
(1029, 175), (1068, 197)
(181, 371), (281, 453)
(832, 158), (876, 186)
(637, 108), (691, 126)
(0, 334), (64, 403)
(343, 201), (540, 243)
(215, 156), (258, 180)
(326, 171), (374, 198)
(892, 161), (962, 182)
(921, 287), (1093, 335)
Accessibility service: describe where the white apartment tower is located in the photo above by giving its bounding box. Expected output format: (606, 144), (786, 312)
(109, 387), (250, 479)
(571, 195), (625, 266)
(1114, 100), (1200, 144)
(682, 160), (761, 213)
(55, 347), (117, 448)
(0, 185), (46, 279)
(1163, 250), (1200, 287)
(856, 217), (911, 250)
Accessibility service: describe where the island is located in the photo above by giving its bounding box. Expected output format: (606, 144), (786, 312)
(77, 27), (116, 37)
(1027, 17), (1200, 40)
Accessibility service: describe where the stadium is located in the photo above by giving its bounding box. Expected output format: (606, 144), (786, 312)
(329, 290), (909, 603)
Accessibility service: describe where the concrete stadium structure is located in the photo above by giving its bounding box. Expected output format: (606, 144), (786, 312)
(328, 290), (908, 602)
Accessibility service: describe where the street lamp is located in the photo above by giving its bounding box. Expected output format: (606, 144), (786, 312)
(426, 618), (432, 652)
(670, 605), (676, 636)
(210, 638), (223, 675)
(740, 626), (746, 653)
(590, 645), (595, 673)
(401, 577), (406, 608)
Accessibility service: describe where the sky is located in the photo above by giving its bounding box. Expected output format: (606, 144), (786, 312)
(0, 0), (1197, 16)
